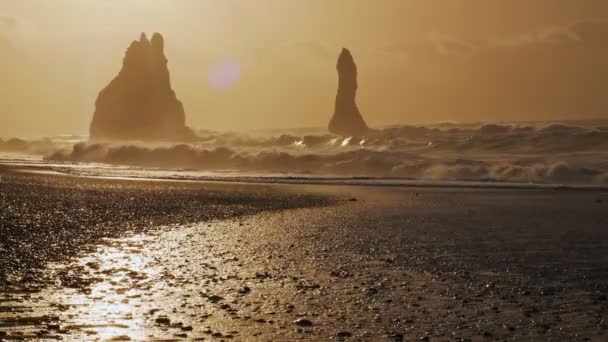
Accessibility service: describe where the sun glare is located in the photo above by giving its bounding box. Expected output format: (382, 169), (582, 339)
(208, 59), (241, 90)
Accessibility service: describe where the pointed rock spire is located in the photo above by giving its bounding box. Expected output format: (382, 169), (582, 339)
(151, 32), (164, 54)
(139, 32), (150, 49)
(328, 48), (369, 136)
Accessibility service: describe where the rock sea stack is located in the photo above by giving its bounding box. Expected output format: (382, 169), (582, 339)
(328, 48), (369, 136)
(90, 33), (194, 141)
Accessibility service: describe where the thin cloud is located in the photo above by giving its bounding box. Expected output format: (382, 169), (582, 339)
(376, 20), (608, 121)
(385, 20), (608, 54)
(0, 15), (16, 32)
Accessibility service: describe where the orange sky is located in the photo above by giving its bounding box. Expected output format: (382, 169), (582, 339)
(2, 0), (608, 137)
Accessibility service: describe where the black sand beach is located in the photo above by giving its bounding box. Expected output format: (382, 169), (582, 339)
(0, 169), (334, 287)
(1, 169), (608, 341)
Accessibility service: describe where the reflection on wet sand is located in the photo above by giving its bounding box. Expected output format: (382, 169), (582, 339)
(61, 235), (158, 341)
(2, 217), (330, 341)
(1, 225), (242, 340)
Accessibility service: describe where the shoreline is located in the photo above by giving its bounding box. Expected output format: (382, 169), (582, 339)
(3, 161), (608, 192)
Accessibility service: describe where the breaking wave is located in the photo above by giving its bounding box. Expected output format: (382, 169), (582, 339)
(3, 121), (608, 185)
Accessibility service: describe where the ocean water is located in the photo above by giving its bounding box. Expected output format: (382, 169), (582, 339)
(2, 120), (608, 187)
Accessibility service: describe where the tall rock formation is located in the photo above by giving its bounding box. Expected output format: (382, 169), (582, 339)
(90, 33), (194, 141)
(328, 48), (369, 136)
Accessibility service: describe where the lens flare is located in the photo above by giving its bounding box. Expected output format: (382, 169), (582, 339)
(208, 59), (241, 89)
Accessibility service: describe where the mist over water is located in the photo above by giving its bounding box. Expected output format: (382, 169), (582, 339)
(2, 120), (608, 186)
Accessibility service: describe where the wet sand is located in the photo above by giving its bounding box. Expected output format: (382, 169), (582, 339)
(1, 170), (608, 341)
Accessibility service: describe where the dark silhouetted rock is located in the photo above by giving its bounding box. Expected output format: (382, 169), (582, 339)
(0, 138), (27, 152)
(329, 48), (369, 136)
(90, 33), (194, 141)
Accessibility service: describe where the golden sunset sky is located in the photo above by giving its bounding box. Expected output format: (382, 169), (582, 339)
(2, 0), (608, 137)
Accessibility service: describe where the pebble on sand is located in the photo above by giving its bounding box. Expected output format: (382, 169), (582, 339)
(293, 318), (313, 327)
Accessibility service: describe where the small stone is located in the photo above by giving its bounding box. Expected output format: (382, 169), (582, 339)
(293, 318), (313, 327)
(208, 295), (224, 303)
(155, 316), (171, 325)
(389, 332), (404, 342)
(337, 331), (353, 337)
(255, 272), (271, 279)
(365, 287), (379, 295)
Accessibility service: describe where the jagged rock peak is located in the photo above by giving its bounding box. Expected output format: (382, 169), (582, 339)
(139, 32), (150, 48)
(151, 32), (164, 53)
(328, 48), (369, 136)
(89, 32), (194, 142)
